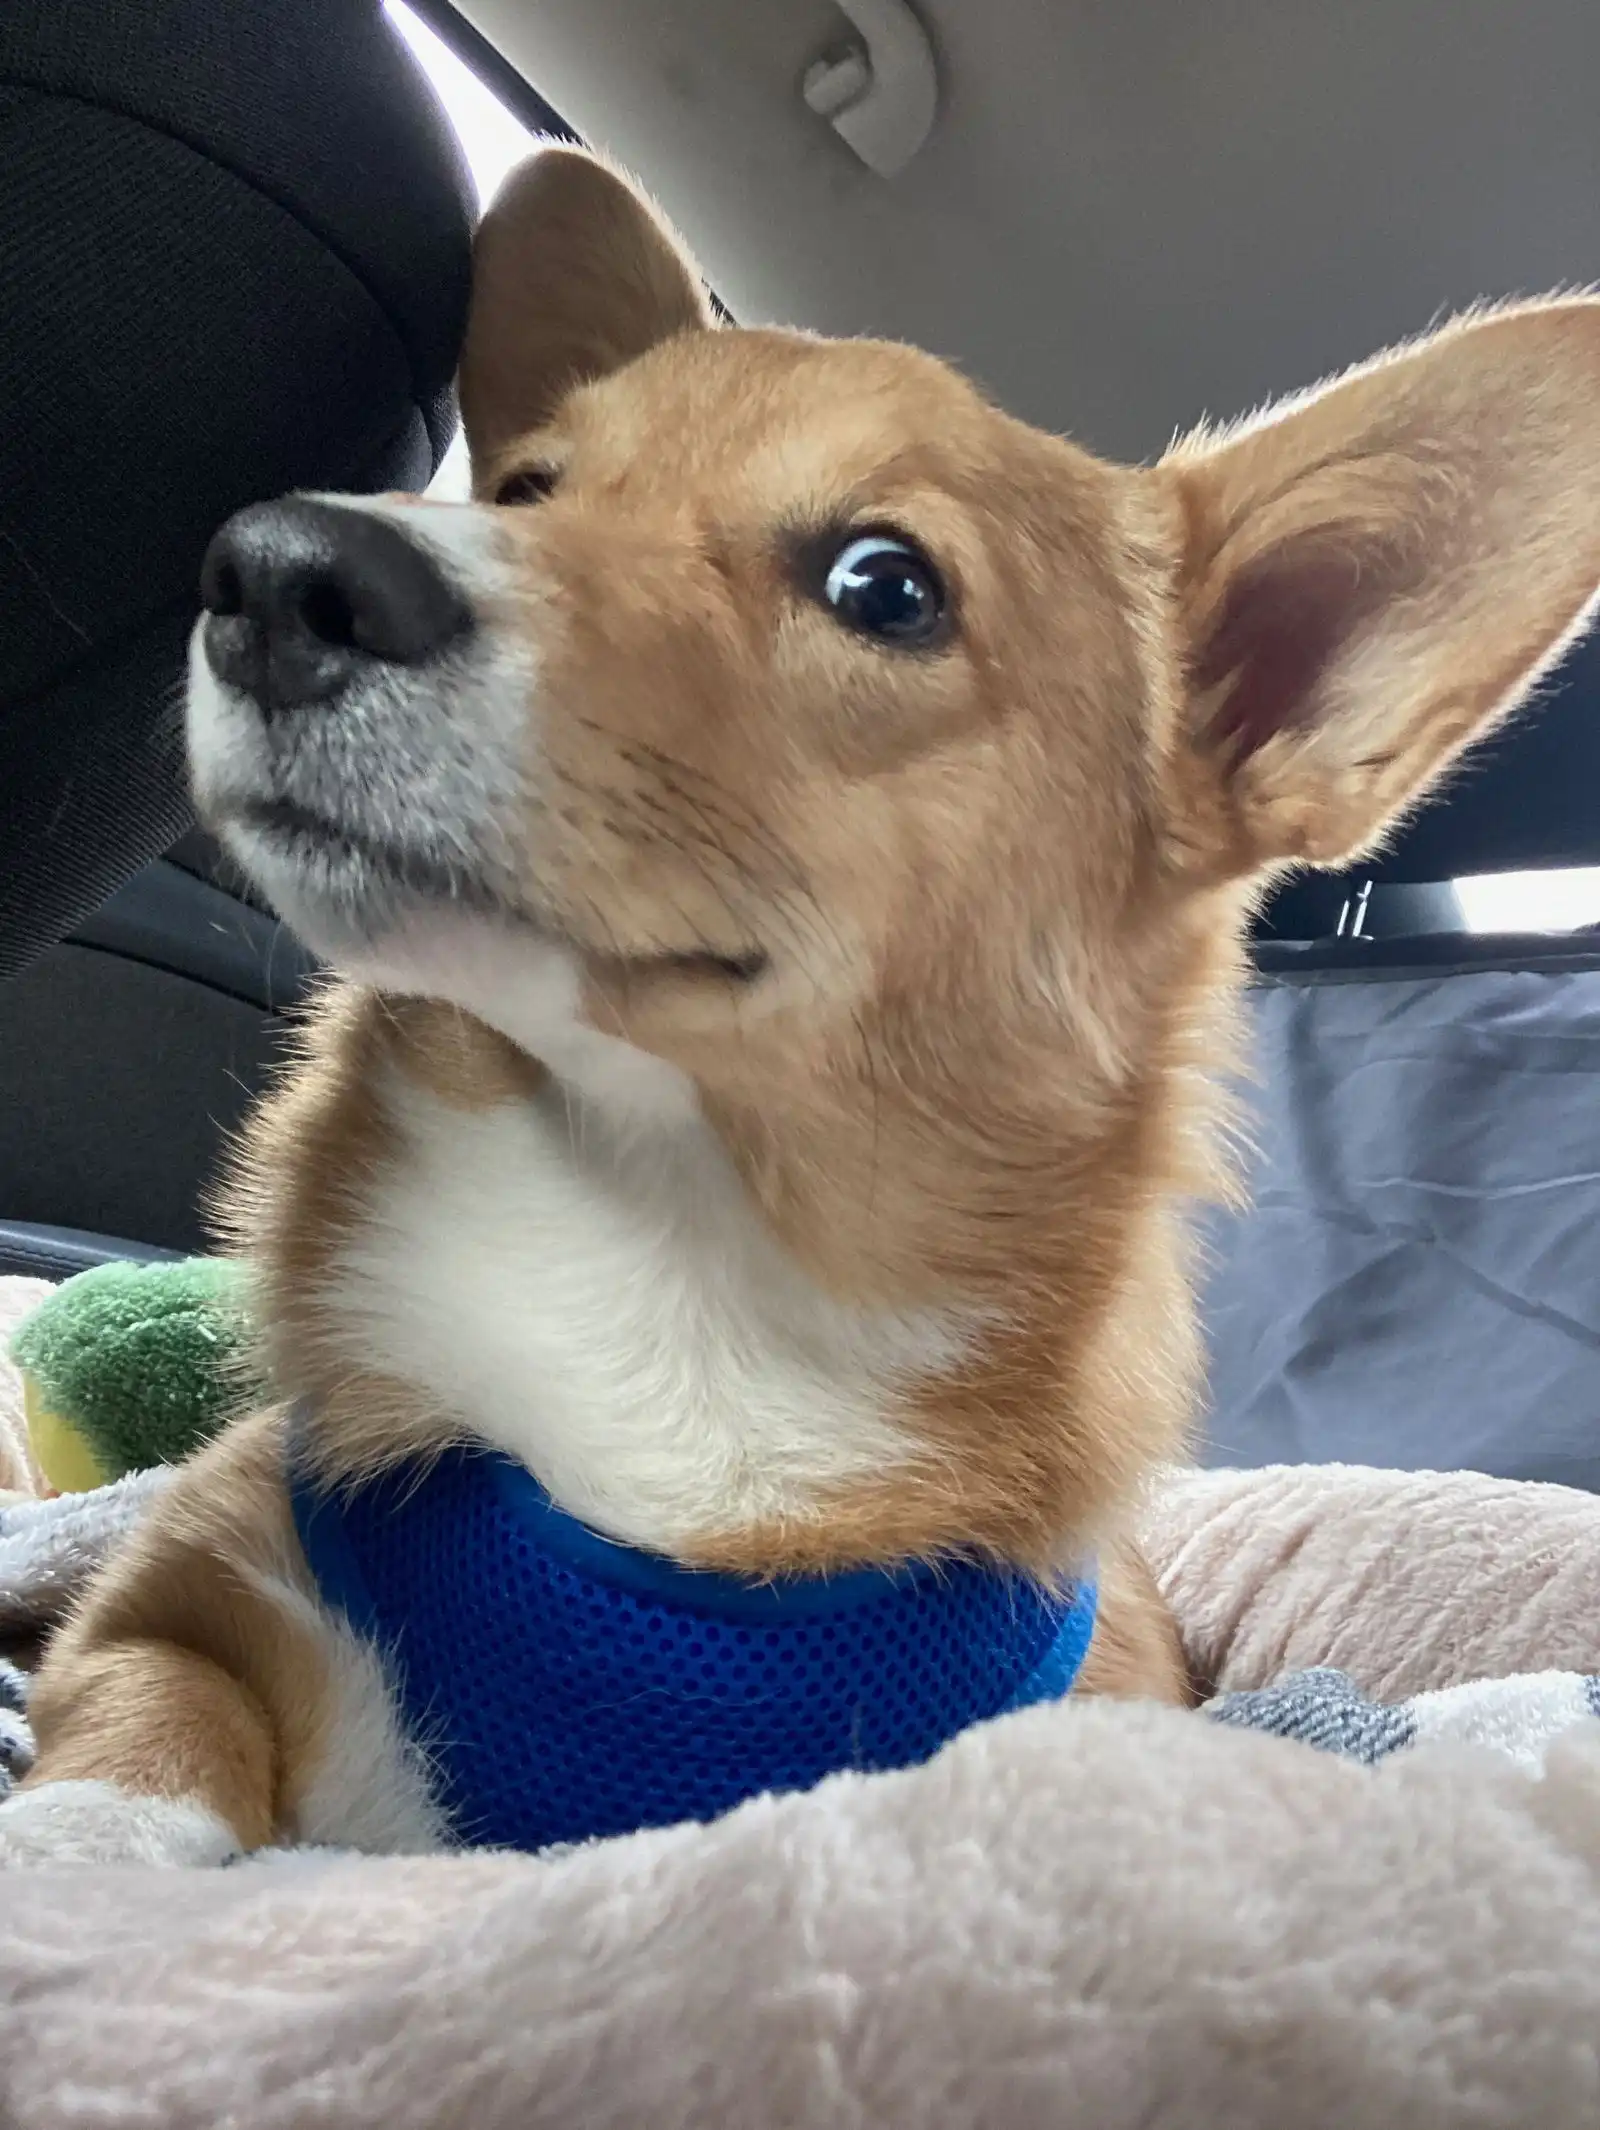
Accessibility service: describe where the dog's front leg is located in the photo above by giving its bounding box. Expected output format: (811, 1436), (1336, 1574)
(1, 1638), (271, 1866)
(1075, 1535), (1195, 1705)
(0, 1408), (322, 1869)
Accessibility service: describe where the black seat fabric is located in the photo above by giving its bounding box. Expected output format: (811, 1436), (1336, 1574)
(0, 0), (475, 979)
(1257, 624), (1600, 939)
(1365, 624), (1600, 885)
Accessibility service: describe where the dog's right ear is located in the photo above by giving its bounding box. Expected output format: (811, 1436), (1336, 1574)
(459, 147), (714, 476)
(1161, 299), (1600, 880)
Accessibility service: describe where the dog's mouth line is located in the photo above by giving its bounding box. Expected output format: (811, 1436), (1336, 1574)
(587, 944), (771, 987)
(221, 795), (769, 986)
(225, 794), (505, 914)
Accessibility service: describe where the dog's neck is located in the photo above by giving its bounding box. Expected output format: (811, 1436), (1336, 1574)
(320, 1053), (971, 1562)
(252, 959), (1215, 1576)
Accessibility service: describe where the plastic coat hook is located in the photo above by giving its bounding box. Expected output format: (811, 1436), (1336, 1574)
(803, 0), (938, 178)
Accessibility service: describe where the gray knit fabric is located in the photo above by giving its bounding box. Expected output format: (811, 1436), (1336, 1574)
(0, 1658), (30, 1798)
(1210, 1664), (1600, 1773)
(1208, 1667), (1416, 1763)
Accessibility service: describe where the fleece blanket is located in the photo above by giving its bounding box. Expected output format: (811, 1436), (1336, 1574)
(0, 1466), (171, 1642)
(0, 1459), (1598, 2127)
(2, 1258), (1599, 2129)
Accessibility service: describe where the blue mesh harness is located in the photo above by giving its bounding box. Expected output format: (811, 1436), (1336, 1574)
(289, 1434), (1098, 1853)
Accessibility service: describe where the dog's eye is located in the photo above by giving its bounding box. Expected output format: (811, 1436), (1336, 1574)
(494, 467), (558, 507)
(823, 534), (944, 645)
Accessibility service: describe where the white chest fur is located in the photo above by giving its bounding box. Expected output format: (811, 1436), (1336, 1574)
(324, 1068), (964, 1556)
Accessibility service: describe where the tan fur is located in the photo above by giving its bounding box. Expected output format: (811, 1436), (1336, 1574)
(461, 148), (715, 480)
(1075, 1537), (1193, 1705)
(1165, 298), (1600, 874)
(19, 152), (1600, 1840)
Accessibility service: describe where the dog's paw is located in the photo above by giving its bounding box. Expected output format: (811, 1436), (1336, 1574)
(0, 1779), (242, 1869)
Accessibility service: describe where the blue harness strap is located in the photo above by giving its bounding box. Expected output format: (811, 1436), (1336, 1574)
(289, 1432), (1097, 1853)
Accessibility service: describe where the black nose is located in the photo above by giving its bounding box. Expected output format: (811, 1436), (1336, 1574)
(199, 498), (470, 713)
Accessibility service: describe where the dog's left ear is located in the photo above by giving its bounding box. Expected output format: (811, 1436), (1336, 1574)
(1163, 300), (1600, 876)
(459, 147), (714, 475)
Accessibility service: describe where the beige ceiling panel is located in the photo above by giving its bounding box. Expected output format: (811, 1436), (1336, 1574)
(461, 0), (1600, 458)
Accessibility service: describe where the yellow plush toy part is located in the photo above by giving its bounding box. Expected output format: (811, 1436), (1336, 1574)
(20, 1376), (111, 1495)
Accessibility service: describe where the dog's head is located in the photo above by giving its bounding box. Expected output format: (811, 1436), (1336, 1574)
(189, 150), (1600, 1560)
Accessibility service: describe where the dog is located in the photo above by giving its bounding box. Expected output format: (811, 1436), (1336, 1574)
(2, 148), (1597, 1865)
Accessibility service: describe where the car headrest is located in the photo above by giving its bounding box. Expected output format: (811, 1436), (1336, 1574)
(1256, 617), (1600, 940)
(0, 0), (476, 978)
(1367, 621), (1600, 885)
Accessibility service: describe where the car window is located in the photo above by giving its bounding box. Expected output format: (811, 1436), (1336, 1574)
(386, 2), (541, 502)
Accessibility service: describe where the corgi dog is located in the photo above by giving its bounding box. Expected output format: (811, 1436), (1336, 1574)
(3, 149), (1598, 1867)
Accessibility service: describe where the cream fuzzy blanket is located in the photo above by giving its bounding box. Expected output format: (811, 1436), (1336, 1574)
(2, 1267), (1599, 2125)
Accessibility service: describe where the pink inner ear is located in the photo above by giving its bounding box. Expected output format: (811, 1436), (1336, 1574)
(1195, 538), (1390, 765)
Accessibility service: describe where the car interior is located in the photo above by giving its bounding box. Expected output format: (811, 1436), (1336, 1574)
(3, 0), (1598, 1482)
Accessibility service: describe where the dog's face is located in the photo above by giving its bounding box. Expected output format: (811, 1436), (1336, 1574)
(188, 251), (1173, 1133)
(189, 147), (1600, 1314)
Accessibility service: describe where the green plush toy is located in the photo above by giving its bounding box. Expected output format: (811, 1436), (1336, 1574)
(9, 1258), (261, 1493)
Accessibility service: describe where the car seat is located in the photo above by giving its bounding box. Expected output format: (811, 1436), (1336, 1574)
(0, 0), (476, 1272)
(1208, 622), (1600, 1488)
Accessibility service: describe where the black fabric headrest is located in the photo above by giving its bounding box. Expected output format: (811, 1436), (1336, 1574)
(1368, 623), (1600, 885)
(1257, 622), (1600, 938)
(0, 0), (475, 978)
